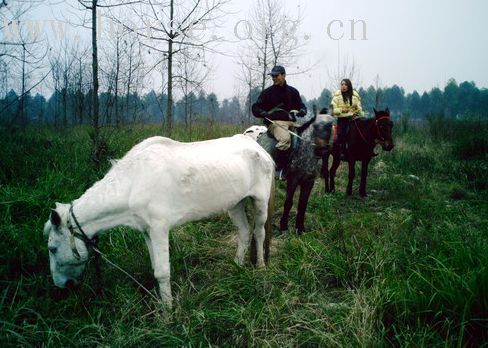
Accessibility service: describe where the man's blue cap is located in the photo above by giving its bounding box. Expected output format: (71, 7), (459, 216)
(268, 65), (286, 76)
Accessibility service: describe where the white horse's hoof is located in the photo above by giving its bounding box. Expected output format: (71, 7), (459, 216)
(234, 256), (244, 266)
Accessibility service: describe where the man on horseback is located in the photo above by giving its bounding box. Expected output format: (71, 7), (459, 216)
(252, 65), (307, 179)
(330, 78), (364, 159)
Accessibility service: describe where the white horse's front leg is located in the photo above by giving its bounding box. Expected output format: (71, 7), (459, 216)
(149, 223), (172, 307)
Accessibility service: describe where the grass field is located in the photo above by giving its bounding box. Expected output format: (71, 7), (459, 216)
(1, 120), (487, 347)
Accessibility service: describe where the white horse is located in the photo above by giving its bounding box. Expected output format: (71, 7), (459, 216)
(44, 135), (274, 307)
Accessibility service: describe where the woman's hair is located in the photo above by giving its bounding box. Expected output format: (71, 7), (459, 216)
(341, 79), (353, 106)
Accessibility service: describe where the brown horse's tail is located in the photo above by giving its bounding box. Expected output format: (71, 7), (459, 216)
(250, 178), (275, 265)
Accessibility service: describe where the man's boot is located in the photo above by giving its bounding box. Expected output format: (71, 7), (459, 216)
(275, 149), (290, 180)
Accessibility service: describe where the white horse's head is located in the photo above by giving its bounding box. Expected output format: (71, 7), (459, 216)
(44, 203), (90, 288)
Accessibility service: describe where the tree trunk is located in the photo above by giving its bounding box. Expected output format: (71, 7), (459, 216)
(125, 42), (133, 125)
(184, 92), (188, 130)
(165, 0), (174, 137)
(260, 34), (269, 91)
(17, 43), (26, 125)
(77, 57), (84, 125)
(62, 65), (68, 128)
(248, 69), (252, 124)
(115, 36), (120, 127)
(92, 0), (102, 169)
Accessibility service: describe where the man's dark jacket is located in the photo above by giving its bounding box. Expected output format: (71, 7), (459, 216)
(252, 82), (307, 125)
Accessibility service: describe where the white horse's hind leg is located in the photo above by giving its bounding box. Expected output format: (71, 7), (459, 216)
(143, 233), (154, 269)
(149, 223), (172, 307)
(253, 198), (268, 268)
(228, 200), (251, 266)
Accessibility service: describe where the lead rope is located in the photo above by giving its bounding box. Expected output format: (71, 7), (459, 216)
(90, 245), (161, 302)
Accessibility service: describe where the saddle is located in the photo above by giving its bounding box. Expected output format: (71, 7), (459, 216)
(257, 126), (299, 165)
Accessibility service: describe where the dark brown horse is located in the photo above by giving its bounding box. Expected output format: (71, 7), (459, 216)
(322, 108), (394, 197)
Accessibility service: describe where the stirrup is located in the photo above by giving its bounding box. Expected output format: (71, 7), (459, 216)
(275, 168), (286, 180)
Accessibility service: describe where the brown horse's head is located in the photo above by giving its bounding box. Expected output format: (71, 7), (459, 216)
(373, 108), (394, 151)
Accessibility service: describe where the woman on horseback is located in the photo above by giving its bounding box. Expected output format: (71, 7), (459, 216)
(330, 79), (364, 158)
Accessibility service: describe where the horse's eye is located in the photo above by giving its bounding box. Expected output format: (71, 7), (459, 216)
(49, 246), (57, 254)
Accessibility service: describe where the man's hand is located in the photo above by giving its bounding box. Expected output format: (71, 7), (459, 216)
(342, 108), (350, 113)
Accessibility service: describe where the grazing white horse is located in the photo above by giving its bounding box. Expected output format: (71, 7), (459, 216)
(44, 135), (274, 307)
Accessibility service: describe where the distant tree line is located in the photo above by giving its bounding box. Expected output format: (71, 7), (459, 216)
(307, 79), (488, 119)
(0, 88), (245, 127)
(1, 78), (487, 127)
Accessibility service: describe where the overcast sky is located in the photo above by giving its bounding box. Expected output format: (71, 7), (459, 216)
(29, 0), (488, 100)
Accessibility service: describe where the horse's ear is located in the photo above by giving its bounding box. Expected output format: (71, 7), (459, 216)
(373, 108), (377, 114)
(50, 209), (61, 227)
(385, 107), (390, 114)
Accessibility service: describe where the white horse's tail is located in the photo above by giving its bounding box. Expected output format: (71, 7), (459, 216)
(264, 177), (275, 263)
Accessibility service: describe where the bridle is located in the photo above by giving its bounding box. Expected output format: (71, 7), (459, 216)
(67, 204), (99, 260)
(61, 204), (159, 301)
(353, 115), (391, 145)
(374, 115), (391, 144)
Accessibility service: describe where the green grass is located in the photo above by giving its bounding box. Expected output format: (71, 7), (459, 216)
(1, 120), (487, 347)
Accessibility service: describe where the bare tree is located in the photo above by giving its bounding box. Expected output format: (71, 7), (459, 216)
(73, 47), (90, 125)
(235, 0), (309, 123)
(111, 0), (229, 136)
(100, 24), (123, 125)
(235, 53), (261, 123)
(75, 0), (139, 168)
(13, 24), (46, 125)
(0, 0), (48, 125)
(326, 53), (362, 93)
(122, 31), (145, 124)
(0, 59), (8, 97)
(49, 40), (89, 127)
(49, 51), (62, 126)
(175, 46), (210, 137)
(233, 84), (252, 126)
(240, 0), (306, 91)
(373, 73), (382, 109)
(0, 0), (39, 58)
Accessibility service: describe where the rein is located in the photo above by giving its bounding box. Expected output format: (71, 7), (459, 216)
(66, 204), (160, 301)
(264, 117), (310, 143)
(264, 116), (333, 149)
(352, 116), (390, 145)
